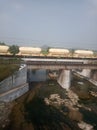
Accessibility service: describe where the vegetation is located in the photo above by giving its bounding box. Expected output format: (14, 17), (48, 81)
(41, 49), (49, 56)
(0, 42), (21, 81)
(0, 58), (20, 81)
(93, 50), (97, 57)
(70, 49), (75, 57)
(71, 74), (93, 100)
(2, 77), (97, 129)
(41, 45), (50, 56)
(8, 45), (19, 56)
(37, 80), (67, 99)
(0, 41), (6, 45)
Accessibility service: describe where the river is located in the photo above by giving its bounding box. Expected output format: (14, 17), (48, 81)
(1, 69), (97, 130)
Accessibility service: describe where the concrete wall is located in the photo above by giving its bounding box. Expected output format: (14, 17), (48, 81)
(0, 65), (29, 102)
(0, 65), (27, 94)
(90, 70), (97, 81)
(0, 83), (29, 102)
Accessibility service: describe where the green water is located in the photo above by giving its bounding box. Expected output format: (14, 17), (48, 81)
(80, 108), (97, 130)
(71, 74), (97, 129)
(4, 81), (80, 130)
(3, 76), (97, 130)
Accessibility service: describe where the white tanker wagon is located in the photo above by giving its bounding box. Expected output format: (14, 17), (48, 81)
(0, 45), (42, 57)
(73, 50), (94, 58)
(0, 45), (95, 59)
(18, 47), (42, 56)
(0, 45), (9, 55)
(47, 48), (70, 57)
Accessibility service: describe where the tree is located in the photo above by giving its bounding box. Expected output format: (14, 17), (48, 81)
(0, 41), (6, 45)
(70, 49), (75, 57)
(41, 45), (50, 56)
(8, 45), (19, 56)
(93, 50), (97, 57)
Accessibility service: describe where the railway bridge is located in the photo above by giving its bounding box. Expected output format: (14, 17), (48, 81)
(1, 57), (97, 102)
(23, 58), (97, 90)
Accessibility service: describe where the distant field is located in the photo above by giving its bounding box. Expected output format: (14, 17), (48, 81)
(0, 58), (20, 81)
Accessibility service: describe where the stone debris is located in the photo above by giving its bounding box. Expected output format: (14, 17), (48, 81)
(78, 121), (94, 130)
(44, 90), (79, 108)
(65, 90), (79, 106)
(44, 94), (65, 107)
(90, 91), (97, 97)
(78, 82), (84, 85)
(44, 98), (50, 105)
(78, 105), (91, 111)
(0, 101), (13, 128)
(44, 90), (94, 130)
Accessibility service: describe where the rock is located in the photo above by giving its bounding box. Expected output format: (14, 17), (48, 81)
(78, 121), (94, 130)
(44, 98), (50, 105)
(68, 109), (83, 122)
(90, 91), (97, 97)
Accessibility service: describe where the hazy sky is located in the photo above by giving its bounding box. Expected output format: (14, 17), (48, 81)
(0, 0), (97, 50)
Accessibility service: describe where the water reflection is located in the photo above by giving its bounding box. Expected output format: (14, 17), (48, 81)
(27, 69), (48, 82)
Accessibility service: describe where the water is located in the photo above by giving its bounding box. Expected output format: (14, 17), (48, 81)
(2, 71), (97, 130)
(27, 69), (48, 82)
(5, 81), (81, 130)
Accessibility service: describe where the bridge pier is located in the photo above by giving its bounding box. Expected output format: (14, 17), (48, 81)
(79, 69), (91, 78)
(57, 70), (71, 90)
(90, 70), (97, 81)
(79, 60), (91, 78)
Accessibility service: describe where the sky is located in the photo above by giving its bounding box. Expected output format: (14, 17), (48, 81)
(0, 0), (97, 50)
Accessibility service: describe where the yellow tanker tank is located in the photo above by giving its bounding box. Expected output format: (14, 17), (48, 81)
(19, 47), (42, 56)
(48, 48), (70, 57)
(0, 45), (9, 55)
(74, 50), (94, 58)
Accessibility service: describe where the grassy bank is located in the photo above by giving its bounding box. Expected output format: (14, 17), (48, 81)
(0, 58), (20, 81)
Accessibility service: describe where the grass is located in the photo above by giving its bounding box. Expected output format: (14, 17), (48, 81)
(37, 80), (67, 99)
(71, 74), (94, 99)
(0, 58), (20, 81)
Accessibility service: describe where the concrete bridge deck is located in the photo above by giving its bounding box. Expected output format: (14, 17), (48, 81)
(24, 58), (97, 69)
(27, 64), (97, 70)
(0, 57), (97, 69)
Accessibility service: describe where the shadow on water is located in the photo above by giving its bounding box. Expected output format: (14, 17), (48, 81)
(71, 74), (97, 129)
(27, 69), (48, 82)
(79, 108), (97, 130)
(4, 80), (81, 130)
(25, 97), (76, 130)
(2, 71), (97, 130)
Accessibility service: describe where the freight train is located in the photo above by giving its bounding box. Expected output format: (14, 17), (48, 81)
(0, 45), (96, 59)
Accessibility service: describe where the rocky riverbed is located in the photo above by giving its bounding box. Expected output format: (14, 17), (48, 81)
(0, 101), (13, 129)
(0, 76), (97, 130)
